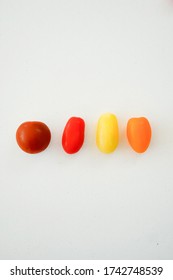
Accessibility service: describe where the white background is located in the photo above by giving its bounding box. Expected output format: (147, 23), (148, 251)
(0, 0), (173, 260)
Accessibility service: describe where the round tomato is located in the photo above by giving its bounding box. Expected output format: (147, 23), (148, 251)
(16, 121), (51, 154)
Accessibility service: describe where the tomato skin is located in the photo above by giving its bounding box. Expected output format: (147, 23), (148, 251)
(127, 117), (152, 153)
(62, 117), (85, 154)
(16, 121), (51, 154)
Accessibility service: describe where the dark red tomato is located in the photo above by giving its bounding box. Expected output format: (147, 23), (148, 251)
(62, 117), (85, 154)
(16, 121), (51, 154)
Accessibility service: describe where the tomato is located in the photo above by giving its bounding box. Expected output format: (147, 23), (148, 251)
(127, 117), (152, 153)
(96, 113), (119, 153)
(16, 121), (51, 154)
(62, 117), (85, 154)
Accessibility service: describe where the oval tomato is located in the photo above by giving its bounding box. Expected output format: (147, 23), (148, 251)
(127, 117), (152, 153)
(62, 117), (85, 154)
(16, 121), (51, 154)
(96, 113), (119, 153)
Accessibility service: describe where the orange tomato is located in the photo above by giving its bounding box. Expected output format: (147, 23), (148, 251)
(127, 117), (152, 153)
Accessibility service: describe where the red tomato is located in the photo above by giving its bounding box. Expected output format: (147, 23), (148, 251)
(16, 121), (51, 154)
(62, 117), (85, 154)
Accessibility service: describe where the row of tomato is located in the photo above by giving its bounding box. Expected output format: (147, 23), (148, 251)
(16, 113), (152, 154)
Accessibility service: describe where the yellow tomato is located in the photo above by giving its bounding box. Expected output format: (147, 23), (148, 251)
(96, 113), (119, 153)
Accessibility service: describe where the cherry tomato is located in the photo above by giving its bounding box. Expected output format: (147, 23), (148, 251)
(62, 117), (85, 154)
(127, 117), (152, 153)
(16, 121), (51, 154)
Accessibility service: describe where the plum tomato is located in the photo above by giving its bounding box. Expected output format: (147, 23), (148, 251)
(127, 117), (152, 153)
(62, 117), (85, 154)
